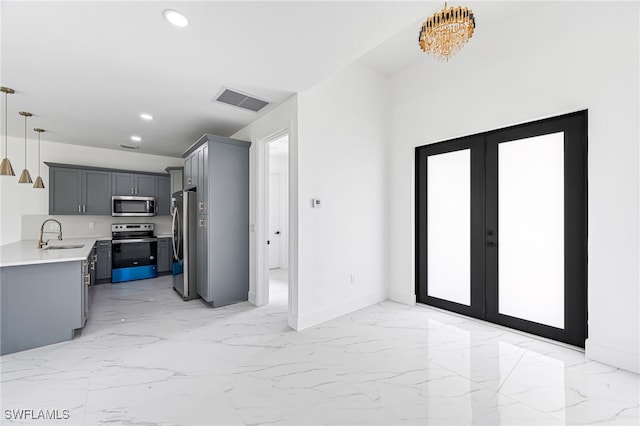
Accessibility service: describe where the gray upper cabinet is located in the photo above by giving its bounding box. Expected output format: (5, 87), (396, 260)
(165, 167), (183, 194)
(136, 174), (156, 197)
(49, 167), (82, 215)
(84, 170), (112, 214)
(184, 151), (197, 190)
(112, 173), (156, 196)
(156, 176), (171, 216)
(112, 173), (133, 195)
(49, 166), (111, 215)
(47, 163), (171, 216)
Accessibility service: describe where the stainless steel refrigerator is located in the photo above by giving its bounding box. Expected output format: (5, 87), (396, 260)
(171, 190), (198, 300)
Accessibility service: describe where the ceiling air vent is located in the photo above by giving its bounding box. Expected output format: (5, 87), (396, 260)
(119, 144), (140, 150)
(213, 88), (269, 113)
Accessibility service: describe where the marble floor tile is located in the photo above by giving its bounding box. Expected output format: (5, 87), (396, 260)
(1, 271), (638, 425)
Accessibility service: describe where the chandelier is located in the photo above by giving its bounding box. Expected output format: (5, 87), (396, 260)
(419, 2), (476, 61)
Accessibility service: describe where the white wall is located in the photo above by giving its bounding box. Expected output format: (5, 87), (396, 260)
(233, 62), (390, 331)
(387, 2), (639, 372)
(232, 95), (300, 326)
(295, 61), (389, 329)
(0, 138), (183, 245)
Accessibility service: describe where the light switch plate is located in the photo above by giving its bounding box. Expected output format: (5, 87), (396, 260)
(312, 198), (321, 208)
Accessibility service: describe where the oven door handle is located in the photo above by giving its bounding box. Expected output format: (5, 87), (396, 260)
(112, 238), (158, 244)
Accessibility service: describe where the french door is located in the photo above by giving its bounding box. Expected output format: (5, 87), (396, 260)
(415, 111), (587, 347)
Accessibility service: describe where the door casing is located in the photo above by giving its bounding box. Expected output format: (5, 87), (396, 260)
(415, 110), (588, 347)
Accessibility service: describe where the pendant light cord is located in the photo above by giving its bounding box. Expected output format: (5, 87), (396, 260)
(23, 114), (27, 164)
(3, 92), (7, 157)
(37, 131), (41, 175)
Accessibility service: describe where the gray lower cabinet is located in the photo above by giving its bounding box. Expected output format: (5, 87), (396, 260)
(0, 260), (87, 355)
(82, 255), (92, 326)
(157, 237), (172, 274)
(95, 240), (112, 282)
(49, 167), (111, 215)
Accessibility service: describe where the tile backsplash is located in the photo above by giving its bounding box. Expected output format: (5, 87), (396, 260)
(21, 215), (172, 240)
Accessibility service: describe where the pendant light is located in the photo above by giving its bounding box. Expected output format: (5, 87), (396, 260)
(17, 111), (33, 184)
(0, 86), (16, 176)
(33, 128), (45, 189)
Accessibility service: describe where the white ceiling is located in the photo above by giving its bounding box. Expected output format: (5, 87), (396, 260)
(2, 1), (536, 158)
(0, 0), (437, 157)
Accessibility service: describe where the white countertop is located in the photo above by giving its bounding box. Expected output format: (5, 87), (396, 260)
(0, 238), (98, 268)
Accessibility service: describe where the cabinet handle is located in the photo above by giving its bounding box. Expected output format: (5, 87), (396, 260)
(83, 205), (86, 213)
(78, 205), (81, 213)
(199, 219), (204, 228)
(131, 187), (134, 194)
(199, 201), (204, 211)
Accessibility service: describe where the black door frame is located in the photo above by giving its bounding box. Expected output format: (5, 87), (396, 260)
(415, 110), (588, 347)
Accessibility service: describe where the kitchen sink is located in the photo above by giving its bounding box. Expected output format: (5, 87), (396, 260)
(42, 244), (85, 250)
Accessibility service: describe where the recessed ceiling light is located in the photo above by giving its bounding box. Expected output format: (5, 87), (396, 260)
(163, 9), (189, 28)
(140, 113), (153, 121)
(131, 136), (142, 142)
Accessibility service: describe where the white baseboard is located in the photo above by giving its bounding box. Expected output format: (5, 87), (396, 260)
(585, 339), (640, 374)
(294, 293), (385, 331)
(248, 291), (256, 306)
(388, 290), (416, 306)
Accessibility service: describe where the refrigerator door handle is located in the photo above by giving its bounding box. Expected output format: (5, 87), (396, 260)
(171, 204), (181, 260)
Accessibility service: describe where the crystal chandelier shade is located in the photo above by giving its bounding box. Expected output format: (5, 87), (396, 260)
(419, 3), (476, 61)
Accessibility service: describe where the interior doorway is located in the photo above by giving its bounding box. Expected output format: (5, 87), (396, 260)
(266, 134), (289, 305)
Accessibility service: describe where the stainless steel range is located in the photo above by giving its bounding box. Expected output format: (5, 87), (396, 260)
(111, 223), (158, 283)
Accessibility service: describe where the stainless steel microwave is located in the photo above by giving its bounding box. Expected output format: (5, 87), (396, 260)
(112, 196), (156, 217)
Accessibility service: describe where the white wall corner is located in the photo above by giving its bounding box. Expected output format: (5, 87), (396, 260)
(295, 292), (385, 331)
(585, 339), (640, 374)
(288, 312), (300, 331)
(388, 290), (416, 306)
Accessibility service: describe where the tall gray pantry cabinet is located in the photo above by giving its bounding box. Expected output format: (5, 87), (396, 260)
(182, 134), (250, 307)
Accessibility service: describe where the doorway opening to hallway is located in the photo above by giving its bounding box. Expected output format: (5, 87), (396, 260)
(266, 134), (289, 306)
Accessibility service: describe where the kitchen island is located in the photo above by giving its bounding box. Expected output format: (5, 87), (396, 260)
(0, 238), (100, 355)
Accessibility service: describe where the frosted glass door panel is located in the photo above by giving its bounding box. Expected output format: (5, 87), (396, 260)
(427, 149), (471, 306)
(498, 132), (564, 329)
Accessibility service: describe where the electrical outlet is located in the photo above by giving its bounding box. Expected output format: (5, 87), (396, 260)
(88, 221), (95, 229)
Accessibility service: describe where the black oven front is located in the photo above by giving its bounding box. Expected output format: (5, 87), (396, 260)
(111, 224), (158, 283)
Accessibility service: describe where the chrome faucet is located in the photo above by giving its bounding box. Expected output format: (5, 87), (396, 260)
(38, 219), (63, 249)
